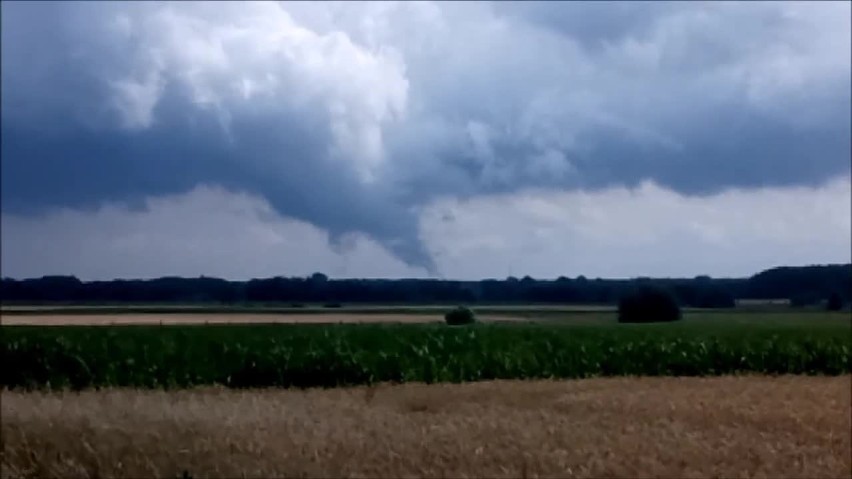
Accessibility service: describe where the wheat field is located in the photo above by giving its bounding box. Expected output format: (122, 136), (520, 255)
(3, 375), (850, 478)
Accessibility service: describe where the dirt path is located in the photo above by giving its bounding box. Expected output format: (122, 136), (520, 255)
(3, 376), (850, 478)
(0, 313), (524, 326)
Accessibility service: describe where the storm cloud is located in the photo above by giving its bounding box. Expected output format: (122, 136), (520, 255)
(2, 1), (850, 277)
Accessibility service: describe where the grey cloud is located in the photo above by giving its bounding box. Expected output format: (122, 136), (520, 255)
(2, 1), (433, 269)
(490, 1), (678, 49)
(0, 186), (428, 280)
(2, 1), (850, 273)
(419, 176), (852, 279)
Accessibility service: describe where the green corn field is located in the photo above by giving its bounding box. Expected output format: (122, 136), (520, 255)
(2, 315), (850, 390)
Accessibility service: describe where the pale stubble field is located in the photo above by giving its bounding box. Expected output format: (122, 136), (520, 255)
(0, 313), (522, 326)
(3, 375), (850, 479)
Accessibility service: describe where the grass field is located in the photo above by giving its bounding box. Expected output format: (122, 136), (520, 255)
(3, 375), (850, 478)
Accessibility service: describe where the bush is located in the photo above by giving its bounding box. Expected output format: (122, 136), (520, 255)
(618, 285), (681, 323)
(444, 306), (476, 325)
(826, 292), (843, 311)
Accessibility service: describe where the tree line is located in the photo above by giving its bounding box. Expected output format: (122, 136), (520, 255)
(1, 264), (849, 308)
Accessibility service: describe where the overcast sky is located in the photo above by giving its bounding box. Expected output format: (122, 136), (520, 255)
(2, 1), (850, 280)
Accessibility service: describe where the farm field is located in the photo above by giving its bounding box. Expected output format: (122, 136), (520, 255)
(2, 308), (850, 478)
(0, 304), (839, 322)
(1, 303), (781, 317)
(3, 375), (850, 478)
(2, 311), (849, 389)
(0, 312), (527, 326)
(0, 304), (617, 314)
(0, 304), (621, 325)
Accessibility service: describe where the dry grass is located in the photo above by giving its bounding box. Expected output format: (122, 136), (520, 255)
(3, 376), (850, 479)
(0, 313), (525, 326)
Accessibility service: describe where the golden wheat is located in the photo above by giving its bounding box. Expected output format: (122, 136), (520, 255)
(3, 376), (850, 478)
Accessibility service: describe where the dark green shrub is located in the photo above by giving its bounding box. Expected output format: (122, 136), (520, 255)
(618, 285), (681, 323)
(444, 306), (476, 325)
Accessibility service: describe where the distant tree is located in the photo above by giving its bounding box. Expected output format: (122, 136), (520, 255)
(748, 264), (852, 300)
(2, 263), (848, 307)
(618, 285), (681, 323)
(791, 292), (821, 308)
(694, 285), (736, 308)
(827, 292), (843, 311)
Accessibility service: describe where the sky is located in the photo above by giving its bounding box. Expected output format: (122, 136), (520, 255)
(1, 1), (850, 281)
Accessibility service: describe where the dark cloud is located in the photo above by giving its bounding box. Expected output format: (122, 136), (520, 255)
(1, 78), (433, 268)
(2, 1), (849, 272)
(490, 1), (676, 49)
